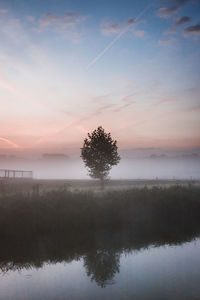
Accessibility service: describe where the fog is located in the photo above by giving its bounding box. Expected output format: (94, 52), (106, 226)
(0, 153), (200, 180)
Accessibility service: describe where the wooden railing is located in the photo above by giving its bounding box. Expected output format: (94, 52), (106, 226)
(0, 169), (33, 179)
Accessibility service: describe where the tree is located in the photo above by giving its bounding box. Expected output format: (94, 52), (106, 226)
(81, 126), (120, 188)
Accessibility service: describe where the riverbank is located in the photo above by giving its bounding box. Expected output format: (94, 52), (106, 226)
(0, 178), (199, 195)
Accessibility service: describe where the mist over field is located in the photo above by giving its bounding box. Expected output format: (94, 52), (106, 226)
(1, 148), (200, 180)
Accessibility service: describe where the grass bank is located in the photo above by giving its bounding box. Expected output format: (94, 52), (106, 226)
(0, 185), (200, 239)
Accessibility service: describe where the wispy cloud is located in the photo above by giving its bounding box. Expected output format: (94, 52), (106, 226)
(76, 125), (89, 134)
(164, 16), (191, 34)
(39, 12), (85, 28)
(0, 18), (28, 44)
(175, 16), (191, 26)
(183, 23), (200, 35)
(35, 91), (138, 146)
(152, 97), (175, 107)
(36, 11), (86, 41)
(133, 30), (145, 37)
(157, 0), (195, 18)
(92, 94), (111, 104)
(112, 94), (136, 112)
(0, 72), (50, 111)
(27, 16), (35, 22)
(92, 93), (137, 114)
(0, 9), (8, 14)
(35, 94), (137, 146)
(35, 97), (114, 146)
(101, 19), (122, 35)
(158, 37), (174, 43)
(92, 94), (114, 114)
(180, 104), (200, 113)
(0, 73), (28, 99)
(101, 18), (135, 35)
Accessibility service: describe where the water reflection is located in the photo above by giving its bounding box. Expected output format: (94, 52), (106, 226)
(84, 249), (120, 287)
(1, 226), (200, 288)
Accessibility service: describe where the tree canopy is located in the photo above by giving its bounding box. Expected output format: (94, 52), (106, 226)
(81, 126), (120, 185)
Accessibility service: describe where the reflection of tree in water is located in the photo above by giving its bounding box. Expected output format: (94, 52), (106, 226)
(83, 249), (120, 288)
(1, 222), (200, 285)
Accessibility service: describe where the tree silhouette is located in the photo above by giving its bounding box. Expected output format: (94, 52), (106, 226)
(81, 126), (120, 188)
(83, 249), (120, 288)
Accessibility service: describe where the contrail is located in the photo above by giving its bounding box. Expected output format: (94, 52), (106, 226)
(0, 137), (20, 148)
(86, 2), (153, 70)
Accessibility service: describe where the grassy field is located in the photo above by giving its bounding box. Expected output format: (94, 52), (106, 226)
(0, 178), (199, 195)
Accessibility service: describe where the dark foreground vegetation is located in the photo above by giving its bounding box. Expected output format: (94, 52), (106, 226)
(0, 185), (200, 238)
(1, 185), (200, 287)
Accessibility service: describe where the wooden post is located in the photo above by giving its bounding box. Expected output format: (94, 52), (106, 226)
(0, 181), (6, 196)
(32, 184), (39, 196)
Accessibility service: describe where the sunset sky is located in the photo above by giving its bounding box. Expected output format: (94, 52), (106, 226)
(0, 0), (200, 153)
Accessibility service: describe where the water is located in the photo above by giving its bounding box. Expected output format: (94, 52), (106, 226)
(0, 236), (200, 299)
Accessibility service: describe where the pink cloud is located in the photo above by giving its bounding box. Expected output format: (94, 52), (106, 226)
(76, 125), (89, 134)
(152, 98), (176, 107)
(101, 18), (136, 35)
(158, 37), (174, 44)
(134, 30), (145, 37)
(39, 12), (85, 28)
(112, 94), (136, 112)
(0, 9), (8, 14)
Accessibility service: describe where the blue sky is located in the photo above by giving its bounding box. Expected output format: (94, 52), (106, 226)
(0, 0), (199, 151)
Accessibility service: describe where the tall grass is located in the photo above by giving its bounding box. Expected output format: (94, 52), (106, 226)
(0, 185), (200, 238)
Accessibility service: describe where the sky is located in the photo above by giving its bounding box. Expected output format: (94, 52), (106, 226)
(0, 0), (200, 154)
